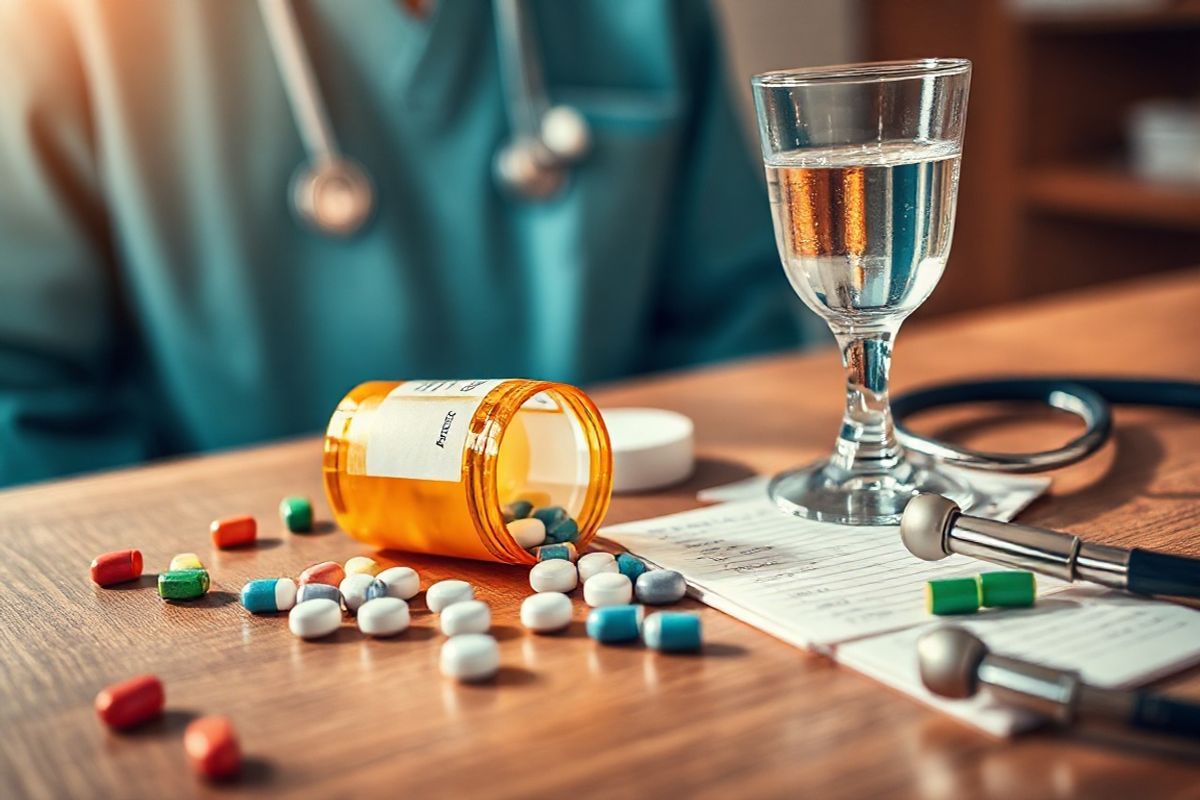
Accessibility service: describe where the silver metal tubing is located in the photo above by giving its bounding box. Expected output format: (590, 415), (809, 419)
(948, 516), (1080, 582)
(1075, 542), (1132, 589)
(977, 653), (1080, 724)
(258, 0), (340, 160)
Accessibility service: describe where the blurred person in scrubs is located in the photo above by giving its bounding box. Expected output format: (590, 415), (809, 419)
(0, 0), (804, 486)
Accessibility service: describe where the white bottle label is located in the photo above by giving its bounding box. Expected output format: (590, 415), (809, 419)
(361, 380), (555, 482)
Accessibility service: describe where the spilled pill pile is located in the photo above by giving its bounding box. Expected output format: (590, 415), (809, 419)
(84, 491), (709, 784)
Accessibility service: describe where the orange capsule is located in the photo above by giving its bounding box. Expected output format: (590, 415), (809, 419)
(299, 560), (345, 587)
(95, 674), (164, 729)
(184, 715), (241, 780)
(90, 549), (143, 587)
(210, 515), (257, 549)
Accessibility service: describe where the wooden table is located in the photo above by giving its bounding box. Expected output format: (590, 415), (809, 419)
(3, 270), (1200, 799)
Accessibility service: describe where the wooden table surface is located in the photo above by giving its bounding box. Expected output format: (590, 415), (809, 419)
(3, 269), (1200, 800)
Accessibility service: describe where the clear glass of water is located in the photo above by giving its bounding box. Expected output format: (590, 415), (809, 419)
(752, 59), (973, 525)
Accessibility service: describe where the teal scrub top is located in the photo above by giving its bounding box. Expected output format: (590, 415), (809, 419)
(0, 0), (805, 486)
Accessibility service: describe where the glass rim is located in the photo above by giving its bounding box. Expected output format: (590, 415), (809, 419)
(752, 58), (971, 88)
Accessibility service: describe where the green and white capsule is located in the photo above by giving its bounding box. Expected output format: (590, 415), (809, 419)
(241, 578), (298, 613)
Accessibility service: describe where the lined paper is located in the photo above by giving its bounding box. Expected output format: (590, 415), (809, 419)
(838, 587), (1200, 736)
(602, 472), (1053, 649)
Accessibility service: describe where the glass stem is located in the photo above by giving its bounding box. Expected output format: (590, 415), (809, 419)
(829, 326), (905, 477)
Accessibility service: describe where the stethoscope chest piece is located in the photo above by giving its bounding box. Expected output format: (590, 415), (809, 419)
(291, 157), (375, 237)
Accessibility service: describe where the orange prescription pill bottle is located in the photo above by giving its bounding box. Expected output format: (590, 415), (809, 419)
(323, 379), (613, 564)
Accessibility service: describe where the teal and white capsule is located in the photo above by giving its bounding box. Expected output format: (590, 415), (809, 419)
(642, 611), (702, 652)
(241, 578), (298, 613)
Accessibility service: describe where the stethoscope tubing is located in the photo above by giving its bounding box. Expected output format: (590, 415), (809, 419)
(892, 377), (1200, 473)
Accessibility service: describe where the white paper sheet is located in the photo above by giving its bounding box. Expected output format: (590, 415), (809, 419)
(603, 472), (1200, 735)
(837, 587), (1200, 736)
(602, 470), (1052, 648)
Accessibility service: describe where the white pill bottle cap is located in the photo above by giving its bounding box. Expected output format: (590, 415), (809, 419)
(600, 408), (695, 493)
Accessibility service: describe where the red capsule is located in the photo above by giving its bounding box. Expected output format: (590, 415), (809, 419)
(210, 515), (257, 549)
(299, 560), (345, 587)
(185, 715), (241, 780)
(95, 674), (164, 729)
(89, 549), (143, 587)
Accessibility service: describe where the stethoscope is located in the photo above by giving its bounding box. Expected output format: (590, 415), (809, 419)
(891, 377), (1200, 597)
(257, 0), (591, 237)
(896, 381), (1200, 738)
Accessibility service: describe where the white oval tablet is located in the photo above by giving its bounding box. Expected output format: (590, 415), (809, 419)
(338, 573), (375, 613)
(440, 600), (491, 636)
(440, 634), (500, 682)
(357, 597), (410, 637)
(583, 572), (633, 608)
(529, 560), (577, 593)
(520, 592), (573, 633)
(426, 580), (474, 613)
(288, 598), (342, 639)
(602, 408), (694, 492)
(376, 566), (421, 600)
(507, 518), (546, 549)
(577, 552), (618, 583)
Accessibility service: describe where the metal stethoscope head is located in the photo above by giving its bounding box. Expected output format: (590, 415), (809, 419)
(259, 0), (589, 237)
(917, 626), (1200, 739)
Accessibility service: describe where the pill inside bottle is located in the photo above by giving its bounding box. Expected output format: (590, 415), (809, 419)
(324, 379), (612, 564)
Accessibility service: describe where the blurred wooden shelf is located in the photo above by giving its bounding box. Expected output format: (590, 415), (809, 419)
(1025, 166), (1200, 229)
(1019, 3), (1200, 32)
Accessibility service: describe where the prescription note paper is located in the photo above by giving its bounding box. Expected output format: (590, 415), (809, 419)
(600, 471), (1053, 649)
(837, 587), (1200, 736)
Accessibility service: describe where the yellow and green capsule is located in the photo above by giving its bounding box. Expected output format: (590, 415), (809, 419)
(925, 578), (980, 616)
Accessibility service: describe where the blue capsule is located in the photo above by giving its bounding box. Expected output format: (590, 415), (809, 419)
(586, 605), (643, 643)
(364, 578), (388, 602)
(545, 517), (579, 544)
(616, 553), (646, 584)
(532, 506), (568, 528)
(241, 578), (298, 614)
(503, 500), (534, 522)
(534, 542), (577, 562)
(642, 611), (702, 652)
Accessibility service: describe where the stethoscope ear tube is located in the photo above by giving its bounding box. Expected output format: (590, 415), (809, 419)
(893, 377), (1200, 473)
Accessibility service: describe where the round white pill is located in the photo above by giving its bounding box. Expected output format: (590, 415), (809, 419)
(507, 517), (546, 549)
(288, 598), (342, 639)
(440, 600), (491, 636)
(376, 566), (421, 600)
(357, 597), (410, 637)
(440, 634), (500, 682)
(338, 573), (375, 613)
(577, 551), (618, 583)
(426, 579), (474, 612)
(274, 577), (298, 611)
(583, 572), (632, 608)
(520, 592), (573, 633)
(529, 559), (577, 593)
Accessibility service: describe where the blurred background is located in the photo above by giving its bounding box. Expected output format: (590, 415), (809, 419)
(720, 0), (1200, 318)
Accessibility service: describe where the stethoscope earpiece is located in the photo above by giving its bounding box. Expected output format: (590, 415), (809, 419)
(291, 157), (375, 237)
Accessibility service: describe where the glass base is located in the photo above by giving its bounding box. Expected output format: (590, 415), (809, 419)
(768, 458), (974, 526)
